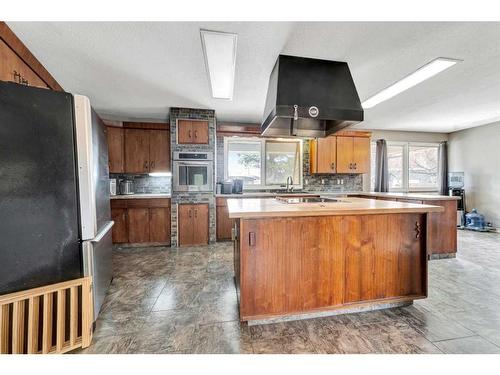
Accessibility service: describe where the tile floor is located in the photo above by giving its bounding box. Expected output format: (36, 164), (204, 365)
(75, 230), (500, 354)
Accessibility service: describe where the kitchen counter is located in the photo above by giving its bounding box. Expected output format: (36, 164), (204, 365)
(227, 196), (442, 219)
(232, 196), (437, 322)
(110, 193), (171, 200)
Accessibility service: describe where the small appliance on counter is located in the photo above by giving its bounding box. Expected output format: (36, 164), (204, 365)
(109, 178), (117, 196)
(119, 179), (135, 195)
(232, 179), (243, 194)
(221, 180), (234, 194)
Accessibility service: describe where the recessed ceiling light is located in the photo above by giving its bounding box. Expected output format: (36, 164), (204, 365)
(362, 57), (461, 109)
(200, 29), (238, 100)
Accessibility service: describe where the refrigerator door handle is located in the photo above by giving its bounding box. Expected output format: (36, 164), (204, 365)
(91, 221), (114, 243)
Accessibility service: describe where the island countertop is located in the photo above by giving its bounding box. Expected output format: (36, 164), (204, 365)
(227, 197), (443, 219)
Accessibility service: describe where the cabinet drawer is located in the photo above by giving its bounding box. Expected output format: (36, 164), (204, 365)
(111, 198), (170, 209)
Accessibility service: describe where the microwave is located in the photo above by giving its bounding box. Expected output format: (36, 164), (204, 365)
(173, 151), (213, 192)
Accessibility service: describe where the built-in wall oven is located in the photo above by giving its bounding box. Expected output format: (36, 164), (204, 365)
(173, 151), (213, 192)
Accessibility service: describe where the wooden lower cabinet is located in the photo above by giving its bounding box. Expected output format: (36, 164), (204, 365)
(236, 213), (427, 320)
(216, 198), (235, 241)
(111, 208), (128, 243)
(423, 199), (457, 255)
(128, 208), (150, 243)
(110, 198), (171, 245)
(371, 195), (457, 256)
(149, 207), (171, 242)
(178, 203), (209, 246)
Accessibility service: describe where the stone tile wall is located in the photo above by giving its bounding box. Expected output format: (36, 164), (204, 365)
(170, 108), (217, 246)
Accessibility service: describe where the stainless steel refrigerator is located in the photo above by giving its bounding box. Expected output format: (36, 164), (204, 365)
(0, 82), (113, 321)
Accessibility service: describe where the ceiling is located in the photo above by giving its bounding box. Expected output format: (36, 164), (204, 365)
(7, 22), (500, 133)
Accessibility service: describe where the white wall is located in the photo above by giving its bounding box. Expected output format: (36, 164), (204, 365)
(448, 121), (500, 227)
(363, 130), (449, 191)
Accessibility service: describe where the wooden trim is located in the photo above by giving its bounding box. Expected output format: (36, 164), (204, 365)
(0, 277), (93, 354)
(241, 295), (424, 322)
(0, 22), (63, 91)
(334, 130), (372, 138)
(102, 119), (123, 128)
(123, 121), (169, 130)
(217, 122), (261, 137)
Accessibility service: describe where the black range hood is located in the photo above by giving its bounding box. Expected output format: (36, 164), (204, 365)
(261, 55), (363, 138)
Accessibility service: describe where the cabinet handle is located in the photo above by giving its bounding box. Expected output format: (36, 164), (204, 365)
(194, 209), (197, 218)
(194, 130), (198, 138)
(415, 222), (421, 239)
(354, 163), (357, 170)
(349, 163), (352, 169)
(189, 209), (192, 218)
(150, 161), (155, 170)
(144, 161), (148, 170)
(331, 162), (335, 170)
(249, 232), (256, 246)
(188, 130), (192, 139)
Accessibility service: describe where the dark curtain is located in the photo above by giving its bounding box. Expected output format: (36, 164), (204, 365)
(438, 141), (449, 195)
(374, 139), (389, 192)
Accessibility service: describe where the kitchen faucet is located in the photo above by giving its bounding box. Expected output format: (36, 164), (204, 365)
(286, 176), (294, 192)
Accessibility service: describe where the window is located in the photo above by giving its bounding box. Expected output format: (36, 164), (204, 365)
(370, 141), (439, 192)
(408, 145), (439, 190)
(224, 137), (303, 189)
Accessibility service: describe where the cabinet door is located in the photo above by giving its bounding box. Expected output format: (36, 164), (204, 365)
(106, 127), (124, 173)
(149, 207), (171, 244)
(111, 208), (128, 243)
(127, 208), (150, 243)
(178, 204), (194, 246)
(336, 136), (354, 173)
(177, 120), (193, 144)
(193, 204), (209, 245)
(217, 205), (234, 241)
(322, 136), (337, 173)
(191, 121), (209, 144)
(352, 137), (370, 173)
(124, 129), (150, 173)
(149, 130), (170, 173)
(0, 39), (49, 88)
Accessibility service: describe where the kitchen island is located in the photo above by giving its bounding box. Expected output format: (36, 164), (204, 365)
(228, 197), (443, 322)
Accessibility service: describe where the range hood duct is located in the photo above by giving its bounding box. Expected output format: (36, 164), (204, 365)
(261, 55), (363, 138)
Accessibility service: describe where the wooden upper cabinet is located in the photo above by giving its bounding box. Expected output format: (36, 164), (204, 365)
(124, 129), (150, 173)
(0, 39), (49, 88)
(106, 127), (124, 173)
(310, 136), (337, 174)
(336, 136), (355, 173)
(191, 121), (209, 144)
(177, 120), (209, 144)
(352, 137), (370, 173)
(149, 130), (170, 173)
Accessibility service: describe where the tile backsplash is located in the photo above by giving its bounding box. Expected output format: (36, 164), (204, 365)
(110, 174), (171, 194)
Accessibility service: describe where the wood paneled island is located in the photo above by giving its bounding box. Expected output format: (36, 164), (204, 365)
(228, 197), (443, 322)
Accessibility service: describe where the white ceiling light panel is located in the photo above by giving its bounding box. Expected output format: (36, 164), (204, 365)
(362, 57), (461, 109)
(200, 29), (238, 100)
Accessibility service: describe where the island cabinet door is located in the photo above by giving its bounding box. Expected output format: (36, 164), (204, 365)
(238, 217), (345, 319)
(344, 213), (427, 304)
